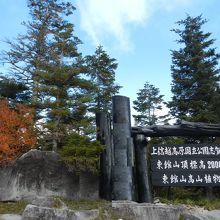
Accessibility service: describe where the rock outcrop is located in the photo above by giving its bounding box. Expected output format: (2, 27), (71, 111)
(2, 199), (220, 220)
(21, 197), (99, 220)
(111, 201), (220, 220)
(182, 209), (220, 220)
(112, 201), (185, 220)
(0, 150), (98, 201)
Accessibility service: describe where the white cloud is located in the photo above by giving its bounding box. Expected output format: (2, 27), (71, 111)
(76, 0), (192, 51)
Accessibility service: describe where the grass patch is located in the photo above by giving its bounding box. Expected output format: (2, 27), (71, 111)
(54, 197), (121, 220)
(0, 201), (28, 214)
(58, 197), (110, 210)
(160, 197), (220, 210)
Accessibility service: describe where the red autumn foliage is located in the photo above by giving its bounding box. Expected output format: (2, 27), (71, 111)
(0, 99), (36, 163)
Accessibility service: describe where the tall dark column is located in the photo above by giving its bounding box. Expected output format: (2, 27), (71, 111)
(134, 134), (152, 203)
(112, 96), (133, 200)
(96, 112), (112, 200)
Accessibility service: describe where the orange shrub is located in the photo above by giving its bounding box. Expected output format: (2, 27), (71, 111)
(0, 99), (36, 163)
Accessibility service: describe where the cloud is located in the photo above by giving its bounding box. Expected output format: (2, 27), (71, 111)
(156, 0), (192, 11)
(76, 0), (191, 51)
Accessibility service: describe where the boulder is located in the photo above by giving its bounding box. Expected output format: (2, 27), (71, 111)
(111, 201), (220, 220)
(0, 150), (98, 201)
(112, 201), (185, 220)
(182, 209), (220, 220)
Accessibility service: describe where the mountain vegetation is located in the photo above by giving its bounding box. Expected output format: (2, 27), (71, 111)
(0, 99), (36, 163)
(133, 81), (167, 126)
(0, 0), (120, 166)
(168, 15), (220, 123)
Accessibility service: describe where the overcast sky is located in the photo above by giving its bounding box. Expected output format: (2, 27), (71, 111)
(1, 0), (220, 120)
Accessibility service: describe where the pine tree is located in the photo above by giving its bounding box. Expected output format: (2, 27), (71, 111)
(0, 78), (30, 103)
(1, 0), (93, 150)
(86, 45), (121, 113)
(133, 82), (166, 126)
(2, 0), (72, 109)
(168, 15), (220, 123)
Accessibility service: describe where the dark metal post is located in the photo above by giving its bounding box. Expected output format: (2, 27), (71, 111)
(134, 134), (152, 203)
(96, 112), (112, 200)
(112, 96), (133, 200)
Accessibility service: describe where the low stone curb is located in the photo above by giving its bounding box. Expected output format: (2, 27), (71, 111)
(0, 214), (21, 220)
(21, 204), (99, 220)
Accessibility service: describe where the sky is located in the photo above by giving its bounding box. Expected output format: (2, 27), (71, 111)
(1, 0), (220, 119)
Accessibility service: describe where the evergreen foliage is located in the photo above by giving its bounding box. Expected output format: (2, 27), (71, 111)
(1, 0), (96, 151)
(0, 0), (121, 171)
(133, 82), (166, 126)
(86, 45), (121, 113)
(2, 0), (78, 108)
(168, 15), (220, 123)
(0, 78), (30, 102)
(58, 133), (104, 173)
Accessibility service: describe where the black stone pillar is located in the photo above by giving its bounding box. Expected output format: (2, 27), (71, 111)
(134, 134), (152, 203)
(112, 96), (133, 200)
(96, 112), (112, 200)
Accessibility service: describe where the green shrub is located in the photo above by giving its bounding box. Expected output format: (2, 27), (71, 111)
(58, 133), (104, 173)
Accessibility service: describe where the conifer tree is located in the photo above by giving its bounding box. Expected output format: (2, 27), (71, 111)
(169, 15), (220, 123)
(86, 46), (121, 113)
(133, 82), (165, 126)
(1, 0), (92, 150)
(0, 78), (30, 103)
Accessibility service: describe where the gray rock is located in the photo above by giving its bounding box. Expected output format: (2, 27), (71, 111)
(182, 213), (209, 220)
(111, 201), (220, 220)
(153, 198), (160, 204)
(206, 210), (220, 220)
(0, 214), (21, 220)
(182, 209), (220, 220)
(0, 150), (98, 201)
(112, 201), (185, 220)
(21, 204), (99, 220)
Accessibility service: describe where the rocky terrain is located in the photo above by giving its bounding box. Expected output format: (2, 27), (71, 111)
(1, 198), (220, 220)
(0, 150), (98, 202)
